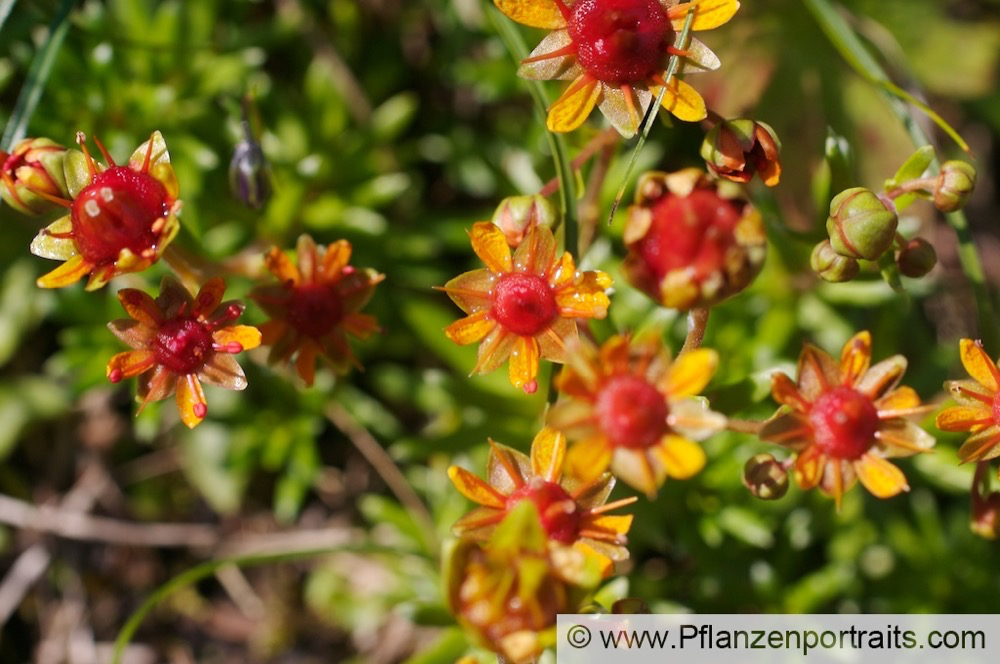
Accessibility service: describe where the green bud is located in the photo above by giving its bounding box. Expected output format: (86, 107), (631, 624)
(896, 237), (937, 278)
(826, 187), (898, 260)
(811, 240), (860, 282)
(492, 194), (557, 247)
(743, 453), (789, 500)
(934, 160), (976, 213)
(0, 137), (69, 216)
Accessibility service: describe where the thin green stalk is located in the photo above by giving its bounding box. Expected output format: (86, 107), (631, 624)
(0, 0), (20, 37)
(607, 9), (696, 225)
(0, 0), (74, 152)
(112, 544), (398, 663)
(803, 0), (999, 350)
(487, 5), (577, 256)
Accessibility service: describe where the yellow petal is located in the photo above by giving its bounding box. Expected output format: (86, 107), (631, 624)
(794, 445), (826, 490)
(957, 425), (1000, 462)
(960, 338), (1000, 392)
(586, 514), (634, 538)
(321, 239), (352, 280)
(654, 435), (706, 479)
(176, 373), (207, 429)
(493, 0), (568, 29)
(662, 348), (717, 398)
(650, 77), (706, 122)
(554, 270), (612, 318)
(508, 335), (540, 391)
(935, 405), (993, 432)
(840, 330), (871, 387)
(875, 386), (922, 415)
(855, 453), (909, 498)
(30, 215), (78, 260)
(212, 325), (262, 352)
(669, 0), (741, 31)
(117, 289), (164, 328)
(547, 75), (601, 133)
(194, 277), (227, 317)
(566, 436), (613, 484)
(530, 426), (566, 482)
(264, 246), (300, 285)
(469, 221), (512, 274)
(444, 310), (494, 346)
(36, 255), (92, 289)
(447, 465), (506, 508)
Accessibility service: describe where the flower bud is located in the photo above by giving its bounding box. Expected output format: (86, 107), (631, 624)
(623, 169), (766, 311)
(971, 491), (1000, 540)
(896, 237), (937, 278)
(492, 194), (557, 247)
(826, 187), (898, 261)
(700, 118), (781, 187)
(611, 598), (650, 614)
(0, 137), (69, 215)
(743, 453), (789, 500)
(933, 160), (976, 213)
(811, 240), (860, 283)
(229, 120), (271, 210)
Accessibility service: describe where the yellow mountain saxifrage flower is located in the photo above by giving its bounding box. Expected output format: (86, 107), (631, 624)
(760, 331), (935, 508)
(936, 339), (1000, 462)
(30, 132), (181, 290)
(438, 222), (611, 393)
(445, 501), (602, 664)
(250, 235), (384, 386)
(547, 334), (725, 498)
(106, 276), (261, 428)
(495, 0), (741, 136)
(448, 426), (637, 576)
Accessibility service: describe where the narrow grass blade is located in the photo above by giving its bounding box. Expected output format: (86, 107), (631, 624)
(0, 0), (20, 37)
(0, 0), (74, 152)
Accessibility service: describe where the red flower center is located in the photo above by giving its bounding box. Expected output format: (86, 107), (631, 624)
(808, 387), (880, 460)
(506, 478), (580, 543)
(637, 188), (744, 282)
(568, 0), (673, 84)
(490, 272), (557, 337)
(286, 284), (343, 338)
(595, 374), (668, 448)
(153, 317), (215, 375)
(70, 166), (170, 265)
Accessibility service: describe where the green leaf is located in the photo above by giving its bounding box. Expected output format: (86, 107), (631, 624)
(887, 145), (935, 189)
(402, 628), (469, 664)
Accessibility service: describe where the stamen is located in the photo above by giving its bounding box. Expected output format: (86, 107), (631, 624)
(142, 132), (156, 173)
(521, 43), (577, 64)
(108, 368), (124, 383)
(666, 46), (691, 57)
(92, 135), (116, 167)
(76, 132), (98, 181)
(586, 495), (639, 515)
(620, 84), (639, 130)
(213, 341), (244, 354)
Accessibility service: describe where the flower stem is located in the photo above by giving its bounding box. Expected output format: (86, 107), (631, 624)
(538, 128), (619, 199)
(680, 307), (710, 354)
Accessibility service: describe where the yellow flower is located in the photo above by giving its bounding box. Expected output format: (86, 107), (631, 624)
(936, 339), (1000, 462)
(547, 334), (724, 497)
(495, 0), (741, 136)
(251, 235), (384, 386)
(448, 427), (636, 576)
(761, 331), (935, 508)
(439, 222), (611, 393)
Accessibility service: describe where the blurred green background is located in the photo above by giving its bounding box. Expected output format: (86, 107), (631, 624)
(0, 0), (998, 661)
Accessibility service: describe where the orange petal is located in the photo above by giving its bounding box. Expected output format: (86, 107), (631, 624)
(840, 330), (871, 387)
(106, 350), (156, 381)
(794, 445), (826, 490)
(213, 325), (262, 352)
(176, 373), (207, 429)
(797, 343), (838, 401)
(669, 0), (741, 30)
(855, 453), (909, 498)
(508, 335), (540, 391)
(957, 425), (1000, 463)
(469, 221), (512, 274)
(265, 246), (300, 285)
(493, 0), (568, 29)
(444, 310), (494, 346)
(439, 268), (494, 314)
(296, 235), (320, 283)
(856, 355), (908, 400)
(566, 436), (613, 484)
(554, 270), (612, 319)
(321, 239), (352, 280)
(662, 348), (717, 398)
(447, 465), (507, 508)
(36, 255), (92, 289)
(341, 313), (380, 339)
(597, 335), (631, 377)
(654, 435), (706, 479)
(960, 338), (1000, 392)
(935, 405), (994, 432)
(771, 372), (809, 411)
(295, 339), (319, 386)
(530, 426), (566, 483)
(650, 77), (706, 122)
(875, 386), (922, 415)
(257, 319), (288, 347)
(549, 252), (577, 290)
(117, 289), (164, 327)
(471, 326), (517, 375)
(547, 75), (601, 133)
